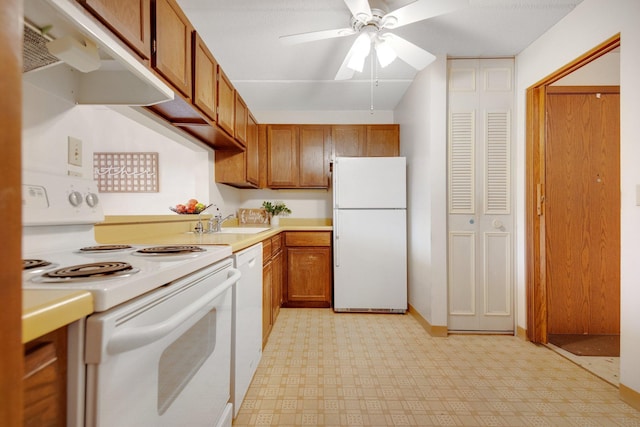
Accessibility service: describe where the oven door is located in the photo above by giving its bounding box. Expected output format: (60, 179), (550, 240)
(84, 259), (239, 427)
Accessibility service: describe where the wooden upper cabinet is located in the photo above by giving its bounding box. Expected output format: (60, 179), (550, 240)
(214, 113), (259, 188)
(332, 125), (365, 157)
(267, 125), (299, 188)
(80, 0), (151, 60)
(246, 113), (259, 186)
(332, 124), (399, 158)
(217, 66), (235, 136)
(299, 125), (331, 188)
(192, 32), (216, 121)
(266, 125), (331, 189)
(152, 0), (193, 98)
(366, 124), (400, 156)
(234, 92), (248, 146)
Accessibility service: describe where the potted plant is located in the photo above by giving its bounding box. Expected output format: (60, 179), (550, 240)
(262, 201), (291, 226)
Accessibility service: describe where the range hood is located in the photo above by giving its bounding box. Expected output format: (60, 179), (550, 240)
(23, 0), (173, 106)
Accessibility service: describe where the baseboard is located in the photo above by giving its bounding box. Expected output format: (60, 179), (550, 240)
(516, 325), (527, 340)
(620, 383), (640, 411)
(407, 304), (448, 337)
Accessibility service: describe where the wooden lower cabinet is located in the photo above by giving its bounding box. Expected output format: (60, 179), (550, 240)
(23, 328), (67, 427)
(283, 232), (332, 308)
(262, 234), (283, 347)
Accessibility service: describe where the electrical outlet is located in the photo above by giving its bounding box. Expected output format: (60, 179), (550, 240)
(68, 136), (82, 166)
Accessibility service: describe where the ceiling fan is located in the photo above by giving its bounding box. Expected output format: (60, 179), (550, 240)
(279, 0), (469, 80)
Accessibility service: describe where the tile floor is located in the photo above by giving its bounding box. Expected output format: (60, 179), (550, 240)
(233, 308), (640, 426)
(545, 343), (620, 387)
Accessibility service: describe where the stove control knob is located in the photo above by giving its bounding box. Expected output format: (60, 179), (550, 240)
(85, 192), (99, 208)
(68, 191), (83, 207)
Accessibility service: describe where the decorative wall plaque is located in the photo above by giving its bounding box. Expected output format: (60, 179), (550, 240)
(93, 152), (159, 193)
(238, 208), (269, 224)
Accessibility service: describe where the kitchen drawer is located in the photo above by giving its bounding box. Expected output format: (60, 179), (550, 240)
(262, 237), (273, 263)
(271, 233), (283, 253)
(285, 231), (331, 247)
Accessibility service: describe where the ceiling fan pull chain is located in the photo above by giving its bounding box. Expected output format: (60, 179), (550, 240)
(370, 46), (375, 113)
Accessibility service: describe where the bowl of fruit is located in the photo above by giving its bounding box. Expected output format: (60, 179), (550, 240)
(170, 199), (212, 215)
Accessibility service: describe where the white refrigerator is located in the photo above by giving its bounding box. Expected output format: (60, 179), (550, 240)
(332, 157), (407, 313)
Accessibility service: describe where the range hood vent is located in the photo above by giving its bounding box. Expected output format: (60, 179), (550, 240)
(23, 23), (61, 73)
(23, 0), (173, 106)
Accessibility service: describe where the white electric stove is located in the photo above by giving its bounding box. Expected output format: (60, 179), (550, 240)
(22, 170), (233, 311)
(22, 170), (237, 427)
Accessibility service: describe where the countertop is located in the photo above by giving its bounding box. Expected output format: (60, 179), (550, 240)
(113, 224), (332, 252)
(23, 217), (332, 342)
(23, 290), (93, 343)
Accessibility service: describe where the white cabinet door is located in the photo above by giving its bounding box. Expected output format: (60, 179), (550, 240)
(447, 58), (515, 332)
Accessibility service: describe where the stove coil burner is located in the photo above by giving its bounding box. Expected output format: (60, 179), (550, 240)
(43, 261), (136, 279)
(135, 245), (206, 255)
(79, 245), (134, 252)
(23, 259), (52, 270)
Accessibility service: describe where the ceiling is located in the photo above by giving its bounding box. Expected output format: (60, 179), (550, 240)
(177, 0), (583, 112)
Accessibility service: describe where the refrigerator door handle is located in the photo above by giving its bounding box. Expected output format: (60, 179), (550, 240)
(334, 213), (339, 267)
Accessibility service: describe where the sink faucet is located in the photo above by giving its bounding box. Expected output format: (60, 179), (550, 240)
(208, 213), (235, 233)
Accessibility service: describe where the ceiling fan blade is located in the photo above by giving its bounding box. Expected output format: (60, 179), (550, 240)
(381, 33), (436, 70)
(382, 0), (469, 29)
(334, 36), (362, 80)
(343, 0), (372, 22)
(279, 27), (356, 45)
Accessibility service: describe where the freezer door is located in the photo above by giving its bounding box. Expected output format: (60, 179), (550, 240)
(333, 209), (407, 312)
(333, 157), (406, 209)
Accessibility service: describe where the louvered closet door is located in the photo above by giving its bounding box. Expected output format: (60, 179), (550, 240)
(447, 59), (515, 332)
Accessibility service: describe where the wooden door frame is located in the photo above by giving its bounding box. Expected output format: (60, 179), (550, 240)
(1, 0), (24, 424)
(525, 34), (620, 343)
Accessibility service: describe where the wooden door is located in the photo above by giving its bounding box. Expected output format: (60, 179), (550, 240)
(81, 0), (151, 59)
(216, 67), (235, 136)
(545, 87), (620, 335)
(365, 125), (399, 156)
(332, 125), (365, 157)
(192, 32), (216, 121)
(285, 247), (332, 307)
(153, 0), (192, 97)
(246, 113), (259, 186)
(1, 1), (25, 423)
(299, 125), (330, 188)
(267, 125), (299, 188)
(234, 92), (248, 146)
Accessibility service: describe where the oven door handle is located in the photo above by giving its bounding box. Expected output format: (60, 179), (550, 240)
(106, 267), (241, 355)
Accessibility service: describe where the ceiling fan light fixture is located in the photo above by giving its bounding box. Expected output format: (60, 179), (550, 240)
(346, 32), (372, 71)
(380, 15), (398, 29)
(374, 38), (397, 67)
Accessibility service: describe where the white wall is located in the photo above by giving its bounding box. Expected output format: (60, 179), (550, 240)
(515, 0), (640, 394)
(21, 81), (219, 215)
(394, 55), (448, 326)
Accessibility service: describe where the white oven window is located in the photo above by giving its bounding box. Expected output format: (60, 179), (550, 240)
(158, 308), (217, 414)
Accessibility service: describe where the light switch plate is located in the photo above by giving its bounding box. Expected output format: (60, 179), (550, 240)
(68, 136), (82, 166)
